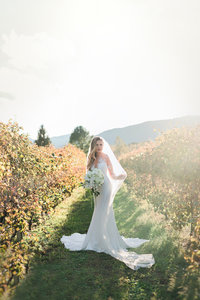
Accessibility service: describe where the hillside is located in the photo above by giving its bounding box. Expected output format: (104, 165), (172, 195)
(29, 115), (200, 147)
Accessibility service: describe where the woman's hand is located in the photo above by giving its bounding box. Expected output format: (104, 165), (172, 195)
(117, 174), (127, 180)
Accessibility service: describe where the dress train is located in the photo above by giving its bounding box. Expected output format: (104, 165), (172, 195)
(61, 157), (155, 270)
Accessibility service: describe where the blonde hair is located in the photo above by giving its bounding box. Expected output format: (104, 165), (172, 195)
(87, 136), (104, 171)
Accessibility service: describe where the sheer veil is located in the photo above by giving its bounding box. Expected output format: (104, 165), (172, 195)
(61, 136), (155, 270)
(86, 136), (127, 204)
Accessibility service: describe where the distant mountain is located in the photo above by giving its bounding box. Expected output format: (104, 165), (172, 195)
(29, 134), (71, 148)
(98, 115), (200, 145)
(49, 134), (71, 148)
(29, 115), (200, 148)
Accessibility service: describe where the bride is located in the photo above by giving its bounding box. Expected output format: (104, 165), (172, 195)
(60, 136), (155, 270)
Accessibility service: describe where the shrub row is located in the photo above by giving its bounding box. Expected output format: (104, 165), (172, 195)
(120, 125), (200, 270)
(0, 120), (86, 295)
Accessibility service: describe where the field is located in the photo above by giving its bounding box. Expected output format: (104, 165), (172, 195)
(1, 121), (199, 299)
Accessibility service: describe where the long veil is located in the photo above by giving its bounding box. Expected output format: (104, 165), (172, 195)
(61, 136), (155, 270)
(86, 136), (127, 205)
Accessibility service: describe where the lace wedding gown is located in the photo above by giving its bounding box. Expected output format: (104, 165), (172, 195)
(60, 157), (155, 270)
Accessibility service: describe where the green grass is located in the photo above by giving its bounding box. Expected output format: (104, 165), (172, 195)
(6, 185), (200, 300)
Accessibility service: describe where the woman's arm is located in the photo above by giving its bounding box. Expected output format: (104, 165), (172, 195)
(105, 154), (126, 180)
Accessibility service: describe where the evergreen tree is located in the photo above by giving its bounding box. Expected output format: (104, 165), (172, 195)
(34, 124), (51, 146)
(69, 125), (92, 154)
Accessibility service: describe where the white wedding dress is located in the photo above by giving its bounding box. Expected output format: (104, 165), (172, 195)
(60, 156), (155, 270)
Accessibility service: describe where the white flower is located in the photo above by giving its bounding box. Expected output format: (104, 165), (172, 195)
(83, 168), (104, 197)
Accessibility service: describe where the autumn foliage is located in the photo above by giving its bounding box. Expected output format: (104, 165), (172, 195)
(0, 120), (86, 294)
(120, 124), (200, 271)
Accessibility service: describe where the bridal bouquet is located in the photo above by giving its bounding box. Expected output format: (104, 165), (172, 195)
(83, 168), (104, 197)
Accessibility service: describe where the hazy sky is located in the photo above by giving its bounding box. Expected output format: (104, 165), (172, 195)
(0, 0), (200, 139)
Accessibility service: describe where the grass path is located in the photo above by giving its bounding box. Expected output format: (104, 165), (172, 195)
(7, 185), (199, 300)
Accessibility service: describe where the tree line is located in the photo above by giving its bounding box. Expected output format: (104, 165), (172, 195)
(34, 124), (93, 154)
